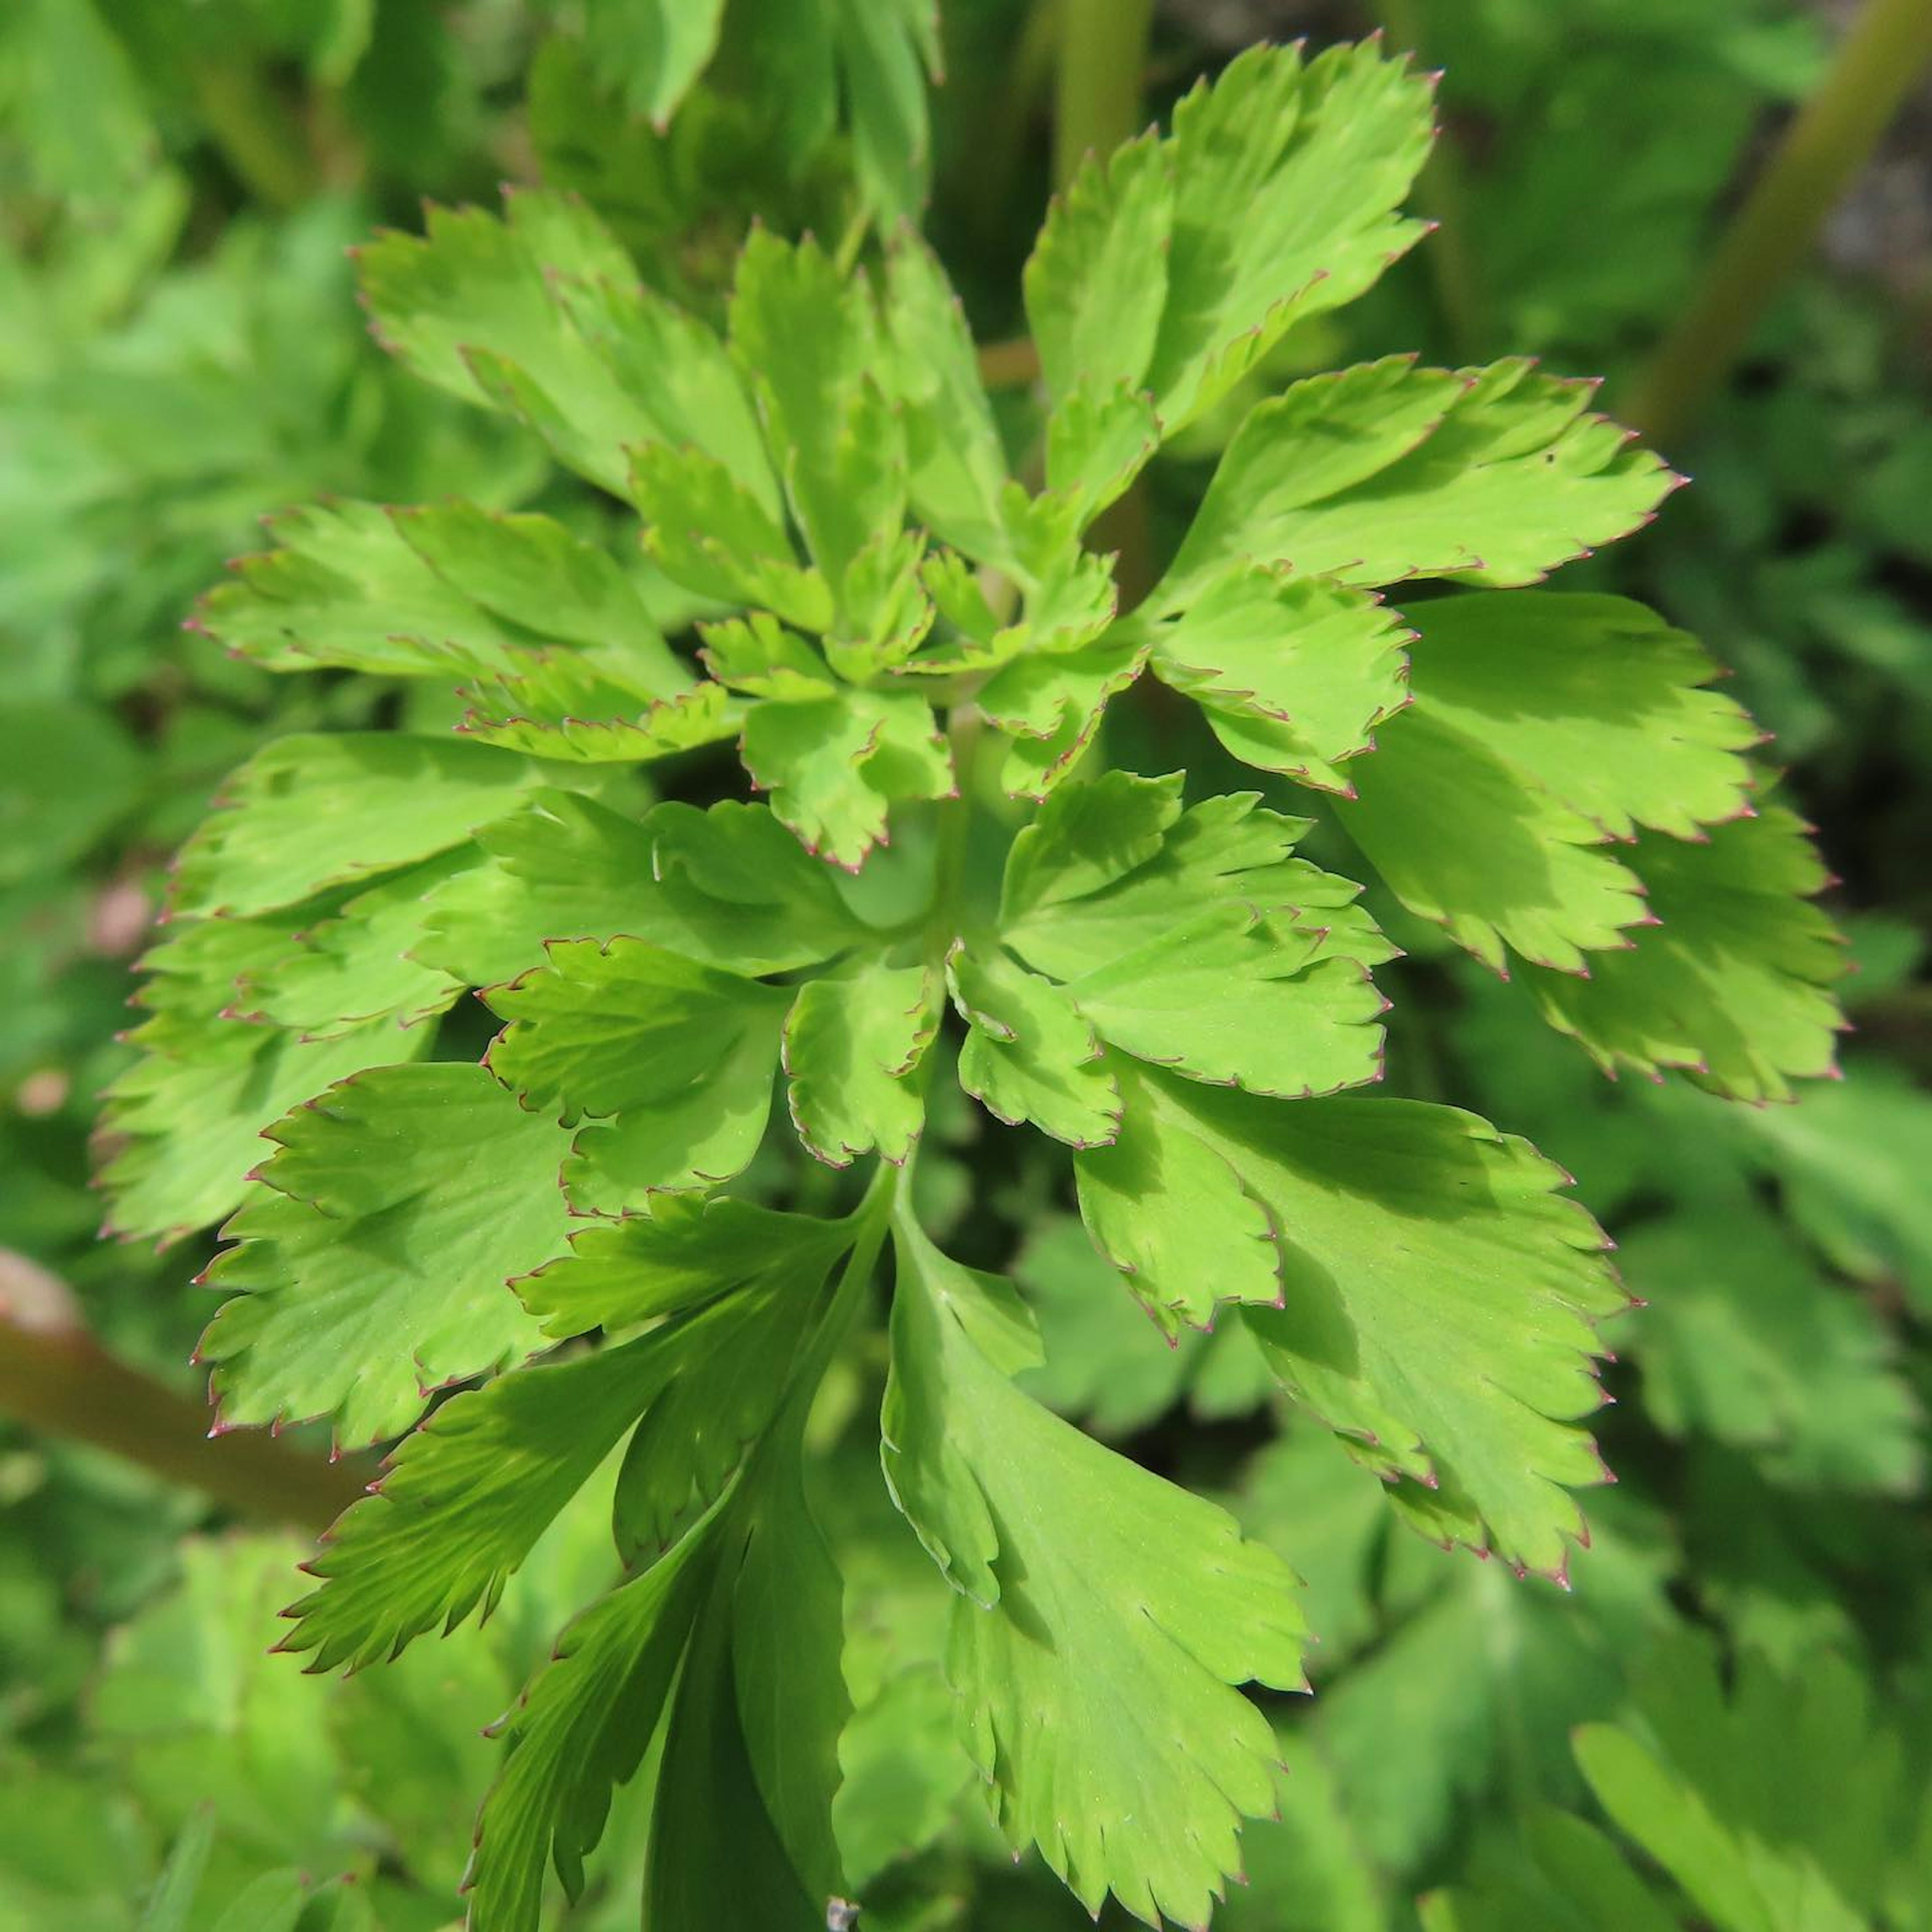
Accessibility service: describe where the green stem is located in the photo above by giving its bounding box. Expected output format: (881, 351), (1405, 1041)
(925, 706), (986, 971)
(1053, 0), (1157, 602)
(0, 1307), (367, 1532)
(1053, 0), (1155, 193)
(188, 56), (323, 212)
(1623, 0), (1932, 448)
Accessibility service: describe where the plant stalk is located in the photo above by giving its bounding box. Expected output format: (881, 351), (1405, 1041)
(1053, 0), (1157, 604)
(1053, 0), (1155, 193)
(1623, 0), (1932, 448)
(0, 1280), (367, 1533)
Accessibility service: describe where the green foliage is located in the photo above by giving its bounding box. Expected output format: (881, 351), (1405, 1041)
(7, 8), (1929, 1932)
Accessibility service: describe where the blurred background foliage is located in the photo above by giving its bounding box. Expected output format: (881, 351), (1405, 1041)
(3, 1), (1930, 1926)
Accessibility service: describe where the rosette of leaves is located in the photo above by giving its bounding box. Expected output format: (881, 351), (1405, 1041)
(105, 41), (1847, 1932)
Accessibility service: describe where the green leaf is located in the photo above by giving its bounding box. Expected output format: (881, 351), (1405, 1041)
(457, 662), (740, 764)
(1398, 592), (1759, 838)
(418, 792), (866, 989)
(1613, 1204), (1919, 1493)
(1420, 1809), (1682, 1932)
(136, 1810), (215, 1932)
(485, 937), (789, 1196)
(630, 442), (833, 629)
(554, 0), (726, 126)
(882, 1215), (1308, 1926)
(883, 234), (1012, 564)
(1144, 568), (1412, 792)
(1023, 131), (1172, 406)
(1000, 769), (1184, 923)
(234, 854), (467, 1039)
(728, 230), (903, 597)
(198, 500), (679, 680)
(1075, 1068), (1280, 1333)
(0, 697), (143, 884)
(1573, 1640), (1902, 1932)
(1006, 786), (1394, 982)
(831, 0), (941, 224)
(977, 630), (1143, 799)
(1529, 804), (1845, 1100)
(170, 735), (542, 920)
(520, 1194), (856, 1341)
(1147, 41), (1434, 429)
(948, 943), (1121, 1149)
(1729, 1061), (1932, 1315)
(1338, 707), (1649, 975)
(100, 1010), (422, 1247)
(1043, 376), (1162, 531)
(285, 1333), (676, 1672)
(741, 687), (951, 868)
(1159, 358), (1675, 605)
(1055, 904), (1387, 1098)
(729, 1424), (851, 1906)
(199, 1064), (575, 1445)
(1080, 1068), (1621, 1574)
(466, 1505), (723, 1932)
(360, 190), (771, 500)
(784, 962), (938, 1167)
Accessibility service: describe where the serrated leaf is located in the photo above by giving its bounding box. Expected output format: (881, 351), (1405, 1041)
(882, 234), (1012, 564)
(1338, 706), (1649, 975)
(466, 1504), (722, 1932)
(881, 1216), (1308, 1927)
(741, 687), (951, 868)
(699, 611), (837, 699)
(729, 230), (904, 597)
(977, 630), (1143, 798)
(233, 853), (467, 1040)
(1043, 376), (1162, 531)
(1160, 358), (1675, 605)
(603, 1211), (852, 1554)
(198, 1064), (575, 1445)
(1081, 1067), (1621, 1574)
(197, 502), (530, 677)
(1145, 567), (1413, 792)
(285, 1332), (677, 1672)
(948, 943), (1121, 1149)
(170, 735), (542, 920)
(1150, 41), (1434, 428)
(1075, 1076), (1280, 1333)
(1065, 904), (1387, 1097)
(417, 792), (866, 989)
(485, 937), (788, 1195)
(1402, 592), (1760, 838)
(1000, 769), (1184, 923)
(100, 1009), (422, 1246)
(520, 1194), (856, 1341)
(1528, 804), (1845, 1100)
(1024, 131), (1172, 405)
(1006, 785), (1395, 982)
(784, 962), (938, 1167)
(360, 191), (771, 501)
(631, 442), (834, 629)
(458, 661), (741, 764)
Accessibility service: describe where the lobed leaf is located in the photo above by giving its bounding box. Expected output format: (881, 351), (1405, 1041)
(882, 1217), (1309, 1928)
(199, 1064), (576, 1446)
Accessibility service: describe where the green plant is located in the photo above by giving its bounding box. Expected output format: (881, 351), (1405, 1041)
(77, 30), (1872, 1929)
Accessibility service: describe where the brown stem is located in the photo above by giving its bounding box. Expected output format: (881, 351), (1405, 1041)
(0, 1264), (365, 1532)
(1622, 0), (1932, 446)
